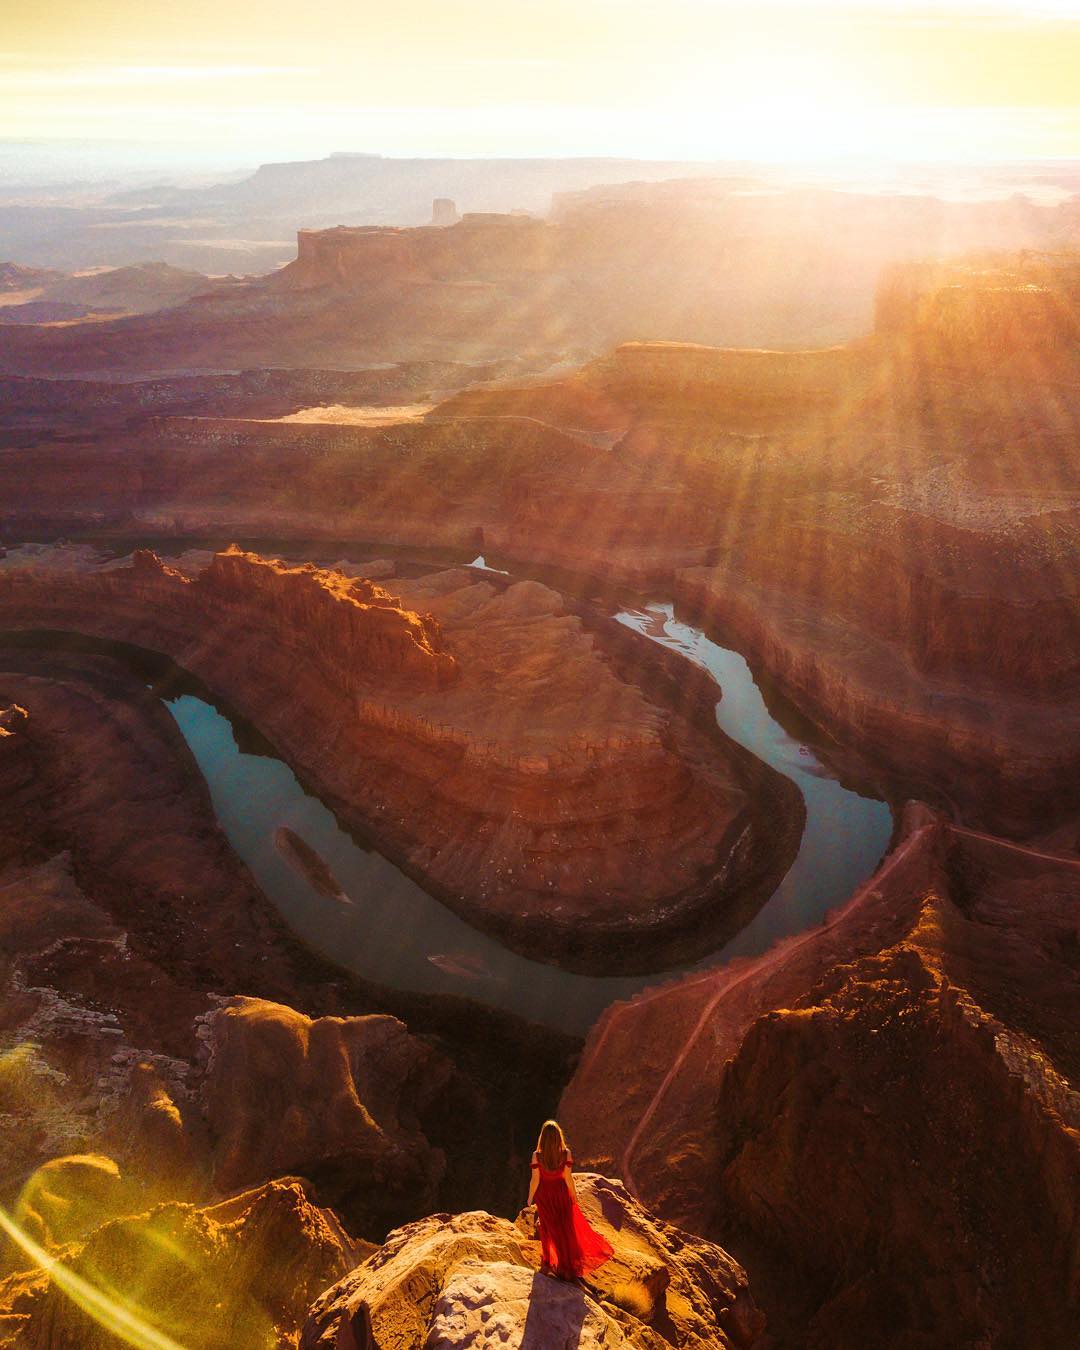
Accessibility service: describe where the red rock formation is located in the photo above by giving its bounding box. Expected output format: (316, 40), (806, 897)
(200, 997), (452, 1227)
(560, 815), (1080, 1345)
(0, 546), (798, 972)
(185, 546), (457, 689)
(302, 1174), (764, 1349)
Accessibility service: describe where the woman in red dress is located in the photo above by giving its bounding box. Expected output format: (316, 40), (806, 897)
(527, 1119), (613, 1280)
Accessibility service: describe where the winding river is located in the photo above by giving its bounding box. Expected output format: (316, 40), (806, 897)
(131, 572), (893, 1036)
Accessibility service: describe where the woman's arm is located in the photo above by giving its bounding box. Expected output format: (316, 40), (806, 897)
(563, 1162), (579, 1202)
(527, 1157), (539, 1205)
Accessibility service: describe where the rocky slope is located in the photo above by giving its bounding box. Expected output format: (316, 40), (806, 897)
(560, 810), (1080, 1346)
(301, 1173), (764, 1350)
(0, 648), (572, 1237)
(200, 998), (452, 1231)
(0, 545), (799, 972)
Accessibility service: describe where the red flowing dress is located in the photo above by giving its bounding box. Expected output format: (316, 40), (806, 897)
(531, 1149), (613, 1278)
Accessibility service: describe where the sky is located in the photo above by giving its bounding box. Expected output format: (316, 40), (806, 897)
(3, 1), (1080, 163)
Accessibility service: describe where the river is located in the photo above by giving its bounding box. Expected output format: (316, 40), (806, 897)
(139, 576), (893, 1035)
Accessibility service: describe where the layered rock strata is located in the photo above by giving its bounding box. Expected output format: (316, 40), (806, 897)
(302, 1174), (764, 1350)
(0, 545), (799, 972)
(1, 256), (1074, 838)
(200, 998), (452, 1231)
(674, 542), (1080, 838)
(560, 813), (1080, 1346)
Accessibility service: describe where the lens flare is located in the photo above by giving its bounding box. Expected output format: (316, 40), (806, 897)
(0, 1205), (186, 1350)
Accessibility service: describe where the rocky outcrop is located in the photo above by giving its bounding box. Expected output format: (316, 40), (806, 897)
(560, 815), (1080, 1346)
(302, 1174), (764, 1349)
(290, 215), (552, 291)
(0, 1177), (363, 1348)
(0, 845), (480, 1243)
(0, 546), (798, 973)
(200, 997), (452, 1229)
(431, 198), (459, 227)
(185, 547), (456, 689)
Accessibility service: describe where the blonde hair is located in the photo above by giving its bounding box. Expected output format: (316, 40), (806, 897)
(537, 1119), (569, 1172)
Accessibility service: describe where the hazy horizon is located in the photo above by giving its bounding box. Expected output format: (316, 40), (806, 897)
(5, 2), (1080, 165)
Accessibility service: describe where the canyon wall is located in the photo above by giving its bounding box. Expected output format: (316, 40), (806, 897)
(10, 178), (1078, 375)
(289, 214), (553, 288)
(0, 545), (799, 972)
(0, 253), (1076, 840)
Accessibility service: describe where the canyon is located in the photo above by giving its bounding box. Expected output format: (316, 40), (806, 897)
(0, 642), (576, 1244)
(302, 1174), (764, 1349)
(0, 545), (799, 973)
(2, 254), (1075, 840)
(0, 165), (1076, 1349)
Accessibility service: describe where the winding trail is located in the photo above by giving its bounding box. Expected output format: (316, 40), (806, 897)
(950, 824), (1080, 868)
